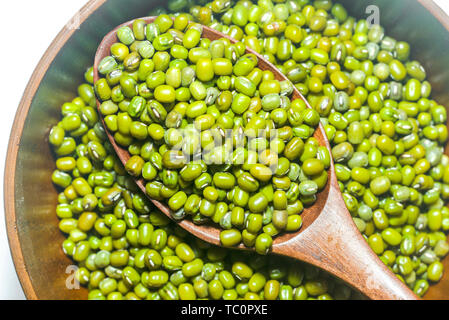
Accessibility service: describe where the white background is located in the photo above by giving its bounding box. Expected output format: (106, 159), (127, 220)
(0, 0), (448, 300)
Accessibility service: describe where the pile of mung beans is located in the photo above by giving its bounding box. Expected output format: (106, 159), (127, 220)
(95, 16), (330, 253)
(49, 0), (449, 300)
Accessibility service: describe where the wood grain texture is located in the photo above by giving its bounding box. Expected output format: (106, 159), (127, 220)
(4, 0), (449, 300)
(93, 17), (417, 300)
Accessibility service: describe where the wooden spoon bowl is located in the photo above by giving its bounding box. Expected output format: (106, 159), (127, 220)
(93, 17), (331, 252)
(94, 17), (417, 300)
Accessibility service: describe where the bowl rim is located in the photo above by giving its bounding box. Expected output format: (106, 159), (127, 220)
(4, 0), (449, 300)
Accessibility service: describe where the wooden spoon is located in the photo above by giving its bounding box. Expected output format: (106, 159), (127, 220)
(94, 17), (418, 300)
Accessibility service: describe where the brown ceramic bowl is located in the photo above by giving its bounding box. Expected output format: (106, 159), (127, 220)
(5, 0), (449, 300)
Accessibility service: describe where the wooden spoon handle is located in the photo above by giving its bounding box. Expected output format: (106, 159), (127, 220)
(274, 173), (419, 300)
